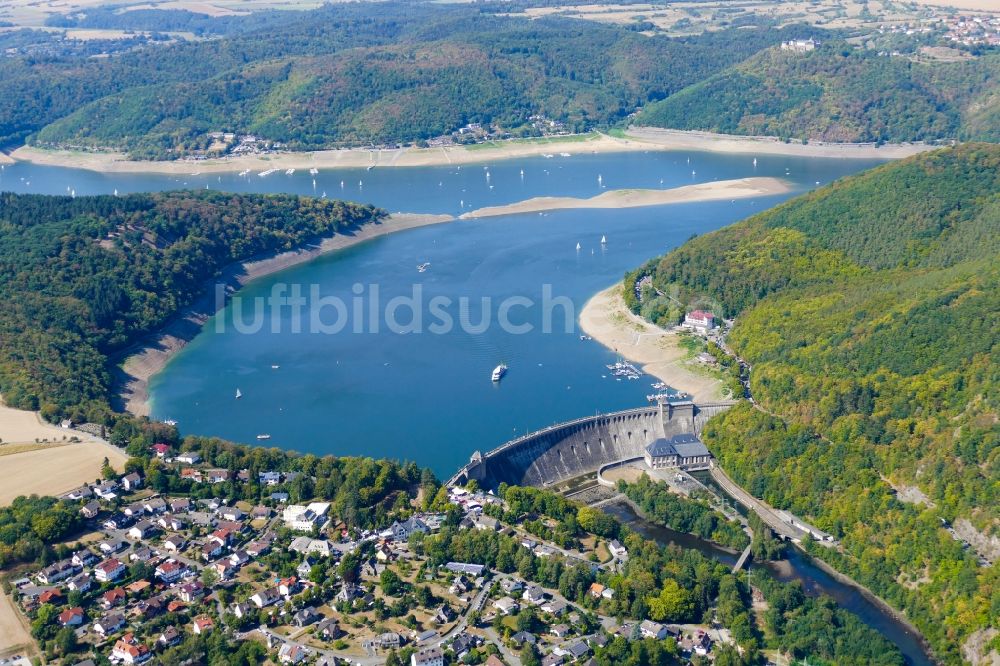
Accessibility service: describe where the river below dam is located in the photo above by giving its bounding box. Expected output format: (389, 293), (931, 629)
(603, 500), (934, 666)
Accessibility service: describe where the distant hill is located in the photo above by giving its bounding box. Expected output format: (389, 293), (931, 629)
(627, 143), (1000, 662)
(635, 43), (1000, 143)
(0, 3), (820, 157)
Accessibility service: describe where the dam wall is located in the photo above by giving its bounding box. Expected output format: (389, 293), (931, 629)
(449, 401), (736, 489)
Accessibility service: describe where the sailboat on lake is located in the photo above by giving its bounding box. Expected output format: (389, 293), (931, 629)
(235, 388), (242, 399)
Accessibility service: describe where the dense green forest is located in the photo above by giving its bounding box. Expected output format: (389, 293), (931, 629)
(627, 144), (1000, 663)
(0, 191), (382, 420)
(637, 43), (1000, 143)
(0, 2), (821, 156)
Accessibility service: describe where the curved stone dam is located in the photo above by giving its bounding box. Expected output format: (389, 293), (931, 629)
(449, 400), (736, 488)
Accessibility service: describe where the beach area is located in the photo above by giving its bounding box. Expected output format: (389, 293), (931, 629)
(578, 284), (728, 403)
(7, 128), (933, 174)
(116, 212), (452, 416)
(460, 177), (789, 219)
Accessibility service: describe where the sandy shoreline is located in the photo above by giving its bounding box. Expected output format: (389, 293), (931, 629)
(578, 284), (727, 402)
(7, 129), (934, 174)
(461, 177), (789, 219)
(115, 212), (452, 416)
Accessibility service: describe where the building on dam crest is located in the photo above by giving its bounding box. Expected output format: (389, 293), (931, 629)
(643, 433), (712, 471)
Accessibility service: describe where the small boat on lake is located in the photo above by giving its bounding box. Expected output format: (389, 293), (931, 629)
(492, 363), (508, 382)
(256, 434), (271, 440)
(235, 388), (242, 399)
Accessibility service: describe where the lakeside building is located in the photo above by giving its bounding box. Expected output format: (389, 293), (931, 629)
(683, 310), (717, 333)
(643, 434), (713, 471)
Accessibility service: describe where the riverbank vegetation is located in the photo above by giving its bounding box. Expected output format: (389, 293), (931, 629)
(0, 191), (383, 421)
(627, 143), (1000, 663)
(637, 43), (1000, 143)
(620, 475), (749, 551)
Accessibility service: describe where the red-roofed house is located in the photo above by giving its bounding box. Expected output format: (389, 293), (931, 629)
(193, 615), (214, 635)
(112, 636), (152, 664)
(58, 607), (84, 627)
(683, 310), (716, 332)
(151, 443), (171, 457)
(95, 558), (126, 583)
(101, 587), (126, 609)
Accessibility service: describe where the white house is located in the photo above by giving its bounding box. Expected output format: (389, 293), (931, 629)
(94, 558), (125, 583)
(282, 502), (331, 531)
(683, 310), (716, 332)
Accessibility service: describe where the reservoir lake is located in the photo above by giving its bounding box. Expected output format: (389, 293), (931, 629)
(1, 151), (881, 477)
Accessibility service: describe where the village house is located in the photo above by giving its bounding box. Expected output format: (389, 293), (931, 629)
(193, 615), (215, 635)
(493, 596), (519, 615)
(278, 644), (309, 664)
(144, 497), (168, 514)
(163, 535), (187, 553)
(151, 443), (171, 458)
(522, 585), (547, 605)
(639, 620), (670, 640)
(67, 573), (92, 593)
(94, 558), (126, 583)
(258, 471), (282, 485)
(101, 587), (126, 609)
(129, 520), (157, 540)
(157, 626), (181, 648)
(93, 612), (126, 636)
(293, 606), (320, 627)
(155, 559), (187, 583)
(58, 607), (84, 627)
(608, 539), (627, 559)
(37, 560), (77, 585)
(251, 587), (282, 608)
(112, 634), (151, 665)
(176, 452), (201, 464)
(411, 647), (444, 666)
(178, 581), (205, 603)
(81, 500), (101, 519)
(316, 617), (342, 640)
(282, 502), (331, 531)
(121, 472), (143, 492)
(550, 623), (571, 639)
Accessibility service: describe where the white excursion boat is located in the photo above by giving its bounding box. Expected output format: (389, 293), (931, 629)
(491, 363), (508, 382)
(256, 434), (271, 440)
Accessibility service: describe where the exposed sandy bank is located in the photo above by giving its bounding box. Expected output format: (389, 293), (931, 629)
(9, 128), (934, 174)
(626, 127), (936, 159)
(460, 177), (789, 219)
(578, 284), (727, 402)
(115, 212), (453, 416)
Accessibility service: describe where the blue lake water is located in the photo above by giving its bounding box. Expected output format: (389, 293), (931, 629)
(0, 151), (882, 476)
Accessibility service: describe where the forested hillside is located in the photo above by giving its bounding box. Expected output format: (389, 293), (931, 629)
(636, 43), (1000, 143)
(0, 191), (382, 420)
(0, 2), (818, 156)
(627, 144), (1000, 663)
